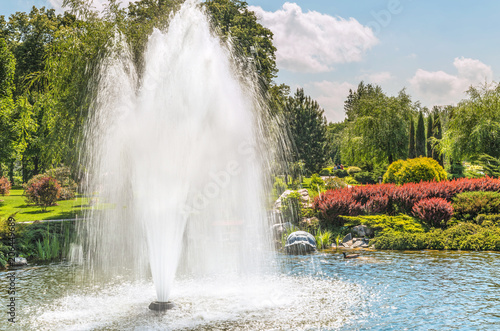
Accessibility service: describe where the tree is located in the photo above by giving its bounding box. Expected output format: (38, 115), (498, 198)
(408, 119), (416, 159)
(326, 121), (346, 165)
(205, 0), (277, 86)
(433, 110), (444, 166)
(342, 82), (413, 165)
(0, 38), (16, 178)
(441, 82), (500, 161)
(415, 111), (425, 157)
(426, 113), (433, 158)
(283, 88), (328, 174)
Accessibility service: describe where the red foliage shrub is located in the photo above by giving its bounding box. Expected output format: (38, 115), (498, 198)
(314, 177), (500, 227)
(412, 197), (453, 228)
(0, 177), (11, 196)
(24, 176), (61, 210)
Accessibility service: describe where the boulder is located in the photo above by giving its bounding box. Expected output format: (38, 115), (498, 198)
(342, 233), (352, 243)
(284, 231), (317, 255)
(352, 225), (374, 237)
(9, 257), (27, 266)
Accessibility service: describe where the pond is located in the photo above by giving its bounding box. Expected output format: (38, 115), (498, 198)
(1, 250), (499, 330)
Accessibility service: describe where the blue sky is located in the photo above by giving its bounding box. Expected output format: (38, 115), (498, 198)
(2, 0), (499, 122)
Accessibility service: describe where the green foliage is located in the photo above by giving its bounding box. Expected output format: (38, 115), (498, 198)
(426, 113), (433, 158)
(408, 119), (416, 159)
(342, 82), (413, 165)
(452, 191), (500, 222)
(280, 191), (303, 225)
(205, 0), (277, 85)
(446, 160), (465, 179)
(319, 167), (332, 176)
(0, 38), (15, 98)
(332, 169), (348, 178)
(324, 177), (346, 190)
(441, 83), (500, 161)
(415, 111), (426, 157)
(342, 214), (427, 236)
(309, 174), (325, 190)
(353, 171), (376, 184)
(476, 214), (500, 227)
(346, 166), (361, 176)
(383, 157), (447, 184)
(344, 176), (358, 185)
(477, 154), (500, 178)
(283, 88), (328, 174)
(272, 176), (287, 198)
(315, 228), (332, 249)
(326, 121), (346, 165)
(373, 223), (500, 251)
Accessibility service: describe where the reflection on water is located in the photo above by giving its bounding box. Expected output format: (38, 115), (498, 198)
(1, 251), (499, 330)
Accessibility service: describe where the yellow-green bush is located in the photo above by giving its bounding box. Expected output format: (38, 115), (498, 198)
(383, 157), (446, 184)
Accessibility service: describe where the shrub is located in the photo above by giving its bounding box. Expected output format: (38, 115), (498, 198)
(373, 223), (500, 251)
(342, 214), (426, 235)
(412, 197), (453, 229)
(0, 177), (11, 196)
(319, 168), (332, 176)
(44, 166), (78, 200)
(383, 160), (404, 184)
(314, 190), (362, 226)
(347, 166), (362, 176)
(332, 169), (348, 178)
(476, 214), (500, 227)
(310, 174), (325, 190)
(344, 176), (358, 185)
(452, 191), (500, 222)
(353, 171), (376, 184)
(383, 157), (447, 185)
(324, 177), (346, 190)
(280, 191), (303, 225)
(24, 176), (61, 211)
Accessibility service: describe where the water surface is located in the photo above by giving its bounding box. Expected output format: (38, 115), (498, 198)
(1, 250), (499, 330)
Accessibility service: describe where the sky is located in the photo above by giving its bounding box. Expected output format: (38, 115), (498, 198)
(2, 0), (499, 122)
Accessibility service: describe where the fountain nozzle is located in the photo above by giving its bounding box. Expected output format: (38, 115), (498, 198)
(149, 301), (175, 311)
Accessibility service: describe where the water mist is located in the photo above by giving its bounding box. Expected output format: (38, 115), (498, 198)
(77, 0), (279, 308)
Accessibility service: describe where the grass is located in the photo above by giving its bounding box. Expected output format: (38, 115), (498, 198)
(0, 189), (95, 223)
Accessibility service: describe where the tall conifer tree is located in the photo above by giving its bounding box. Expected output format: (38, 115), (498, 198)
(409, 119), (416, 159)
(426, 114), (433, 158)
(416, 112), (426, 157)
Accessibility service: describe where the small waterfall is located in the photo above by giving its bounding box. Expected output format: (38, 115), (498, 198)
(77, 1), (280, 303)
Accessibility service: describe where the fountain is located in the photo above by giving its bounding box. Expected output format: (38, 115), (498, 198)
(77, 0), (278, 311)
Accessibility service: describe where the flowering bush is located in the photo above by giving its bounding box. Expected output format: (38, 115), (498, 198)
(24, 176), (61, 211)
(412, 197), (453, 228)
(0, 177), (11, 197)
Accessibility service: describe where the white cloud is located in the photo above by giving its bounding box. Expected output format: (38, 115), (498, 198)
(249, 3), (378, 73)
(409, 57), (493, 105)
(304, 80), (356, 122)
(359, 71), (393, 84)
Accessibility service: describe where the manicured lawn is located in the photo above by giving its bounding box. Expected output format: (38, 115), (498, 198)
(0, 189), (93, 223)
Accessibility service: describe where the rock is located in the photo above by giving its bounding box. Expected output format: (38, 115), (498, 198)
(10, 257), (27, 266)
(351, 240), (364, 248)
(352, 225), (374, 237)
(342, 233), (352, 243)
(284, 231), (317, 255)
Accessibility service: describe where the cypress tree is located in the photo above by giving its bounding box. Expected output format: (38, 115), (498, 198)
(408, 119), (416, 159)
(434, 114), (444, 166)
(426, 114), (433, 158)
(416, 112), (426, 157)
